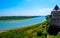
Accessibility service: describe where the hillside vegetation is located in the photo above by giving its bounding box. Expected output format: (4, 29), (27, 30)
(0, 16), (39, 21)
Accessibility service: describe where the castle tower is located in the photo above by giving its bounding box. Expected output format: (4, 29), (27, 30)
(51, 5), (60, 28)
(48, 5), (60, 35)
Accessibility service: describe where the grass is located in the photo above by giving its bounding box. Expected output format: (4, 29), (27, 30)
(48, 32), (60, 38)
(48, 34), (60, 38)
(0, 21), (48, 38)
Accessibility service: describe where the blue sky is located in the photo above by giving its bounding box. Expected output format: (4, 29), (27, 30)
(0, 0), (60, 16)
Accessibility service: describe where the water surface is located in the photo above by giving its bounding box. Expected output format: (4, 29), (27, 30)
(0, 16), (46, 31)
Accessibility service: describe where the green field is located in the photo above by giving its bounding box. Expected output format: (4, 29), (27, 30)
(47, 34), (60, 38)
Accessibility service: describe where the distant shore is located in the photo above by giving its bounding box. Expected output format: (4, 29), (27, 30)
(0, 16), (40, 21)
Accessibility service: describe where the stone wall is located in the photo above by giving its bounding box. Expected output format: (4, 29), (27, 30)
(51, 11), (60, 28)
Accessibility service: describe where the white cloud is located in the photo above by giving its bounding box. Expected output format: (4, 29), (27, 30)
(38, 8), (52, 15)
(21, 8), (52, 16)
(0, 8), (52, 16)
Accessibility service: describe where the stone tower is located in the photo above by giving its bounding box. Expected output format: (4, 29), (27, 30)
(48, 5), (60, 35)
(51, 5), (60, 28)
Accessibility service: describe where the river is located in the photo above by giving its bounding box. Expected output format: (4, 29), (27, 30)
(0, 16), (46, 31)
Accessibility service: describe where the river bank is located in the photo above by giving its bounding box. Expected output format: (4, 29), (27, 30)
(0, 16), (40, 21)
(0, 21), (48, 38)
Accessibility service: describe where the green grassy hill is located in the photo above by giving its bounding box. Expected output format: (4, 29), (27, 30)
(0, 21), (48, 38)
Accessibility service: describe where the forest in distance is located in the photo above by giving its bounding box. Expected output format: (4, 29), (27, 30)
(0, 16), (40, 21)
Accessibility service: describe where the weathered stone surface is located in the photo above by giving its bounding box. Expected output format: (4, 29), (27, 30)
(51, 5), (60, 28)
